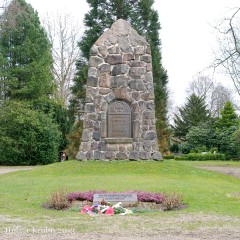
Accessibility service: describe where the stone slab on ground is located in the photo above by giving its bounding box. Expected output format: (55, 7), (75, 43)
(93, 193), (137, 204)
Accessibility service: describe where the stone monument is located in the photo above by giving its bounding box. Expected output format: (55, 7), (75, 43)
(76, 19), (162, 161)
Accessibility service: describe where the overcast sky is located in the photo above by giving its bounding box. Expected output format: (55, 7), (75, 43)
(23, 0), (240, 107)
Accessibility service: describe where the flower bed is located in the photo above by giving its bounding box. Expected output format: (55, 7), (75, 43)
(68, 190), (164, 204)
(43, 190), (185, 213)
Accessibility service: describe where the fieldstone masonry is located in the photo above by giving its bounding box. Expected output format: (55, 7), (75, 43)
(76, 19), (162, 161)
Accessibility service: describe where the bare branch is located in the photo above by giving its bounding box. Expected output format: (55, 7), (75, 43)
(42, 12), (81, 106)
(187, 74), (235, 117)
(229, 8), (240, 54)
(212, 7), (240, 97)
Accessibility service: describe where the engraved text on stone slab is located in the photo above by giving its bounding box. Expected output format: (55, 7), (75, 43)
(93, 193), (138, 203)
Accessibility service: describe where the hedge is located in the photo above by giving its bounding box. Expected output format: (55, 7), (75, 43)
(162, 155), (175, 160)
(175, 153), (226, 161)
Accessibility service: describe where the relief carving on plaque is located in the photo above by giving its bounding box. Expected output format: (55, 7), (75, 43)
(108, 101), (131, 138)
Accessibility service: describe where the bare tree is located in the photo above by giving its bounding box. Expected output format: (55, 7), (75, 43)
(43, 13), (81, 106)
(187, 74), (234, 117)
(213, 8), (240, 96)
(210, 83), (234, 117)
(186, 74), (214, 101)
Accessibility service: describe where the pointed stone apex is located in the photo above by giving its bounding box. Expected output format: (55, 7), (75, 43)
(111, 19), (132, 36)
(94, 18), (148, 47)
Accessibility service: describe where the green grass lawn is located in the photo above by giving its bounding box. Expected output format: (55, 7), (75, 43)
(0, 160), (239, 221)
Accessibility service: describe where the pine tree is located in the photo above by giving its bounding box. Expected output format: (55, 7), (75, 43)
(215, 101), (238, 129)
(0, 1), (71, 159)
(214, 102), (239, 159)
(0, 0), (54, 101)
(173, 94), (211, 140)
(71, 0), (168, 150)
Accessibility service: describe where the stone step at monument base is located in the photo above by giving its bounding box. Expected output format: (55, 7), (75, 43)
(76, 150), (162, 161)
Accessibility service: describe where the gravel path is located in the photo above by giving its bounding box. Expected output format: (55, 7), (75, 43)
(0, 166), (36, 175)
(1, 165), (240, 178)
(198, 166), (240, 178)
(0, 213), (240, 240)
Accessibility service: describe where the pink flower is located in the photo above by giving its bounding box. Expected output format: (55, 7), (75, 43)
(80, 205), (92, 214)
(105, 207), (114, 215)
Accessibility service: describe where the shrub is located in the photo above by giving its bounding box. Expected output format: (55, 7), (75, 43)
(162, 155), (174, 160)
(179, 142), (192, 154)
(68, 190), (106, 202)
(66, 120), (83, 159)
(186, 153), (226, 161)
(186, 153), (200, 161)
(197, 146), (208, 153)
(186, 124), (214, 150)
(0, 101), (61, 165)
(32, 99), (71, 151)
(169, 143), (179, 153)
(162, 193), (183, 210)
(209, 147), (218, 153)
(175, 153), (226, 161)
(136, 191), (164, 204)
(174, 155), (188, 161)
(44, 189), (71, 210)
(216, 154), (227, 161)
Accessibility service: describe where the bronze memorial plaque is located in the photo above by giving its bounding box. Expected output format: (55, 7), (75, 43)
(108, 101), (131, 138)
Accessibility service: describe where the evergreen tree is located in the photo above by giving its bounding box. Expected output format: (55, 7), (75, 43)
(0, 1), (70, 161)
(0, 0), (54, 101)
(213, 101), (239, 159)
(215, 101), (238, 129)
(79, 0), (135, 59)
(71, 0), (168, 150)
(215, 125), (239, 159)
(173, 94), (211, 140)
